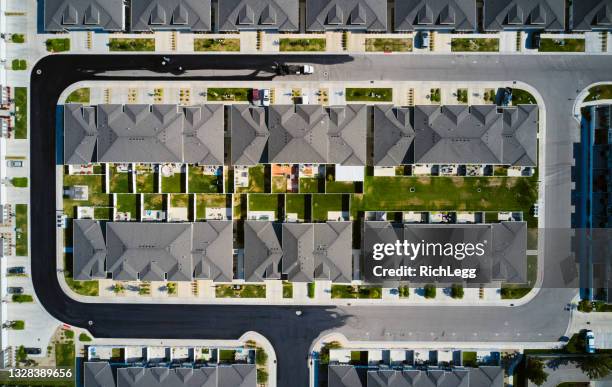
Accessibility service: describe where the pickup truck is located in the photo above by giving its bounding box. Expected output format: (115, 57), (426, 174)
(275, 63), (314, 75)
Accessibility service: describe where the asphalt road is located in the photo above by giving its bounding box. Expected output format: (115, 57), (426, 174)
(30, 54), (612, 387)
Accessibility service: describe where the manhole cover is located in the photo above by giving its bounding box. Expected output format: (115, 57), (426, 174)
(323, 71), (329, 76)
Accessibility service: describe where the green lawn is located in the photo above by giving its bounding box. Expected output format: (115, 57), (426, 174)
(585, 85), (612, 102)
(462, 351), (477, 367)
(189, 167), (222, 193)
(196, 194), (229, 220)
(10, 177), (28, 187)
(286, 194), (308, 221)
(135, 165), (156, 193)
(65, 88), (90, 104)
(194, 38), (240, 52)
(109, 38), (155, 51)
(249, 194), (281, 213)
(272, 176), (288, 193)
(12, 294), (33, 303)
(539, 38), (585, 52)
(457, 88), (468, 104)
(161, 172), (184, 193)
(11, 59), (27, 70)
(282, 282), (293, 298)
(307, 282), (315, 298)
(236, 165), (266, 193)
(15, 204), (28, 256)
(279, 38), (326, 52)
(109, 165), (130, 193)
(170, 193), (190, 208)
(115, 194), (139, 219)
(430, 88), (441, 103)
(79, 333), (92, 342)
(93, 207), (112, 220)
(14, 87), (27, 139)
(331, 285), (382, 299)
(512, 89), (537, 105)
(10, 321), (25, 330)
(300, 177), (322, 193)
(451, 38), (499, 52)
(46, 38), (70, 52)
(219, 349), (236, 362)
(10, 34), (25, 43)
(207, 88), (250, 102)
(501, 255), (537, 299)
(346, 88), (392, 102)
(63, 172), (112, 218)
(312, 194), (345, 222)
(365, 38), (412, 52)
(66, 278), (98, 296)
(216, 285), (266, 298)
(143, 194), (165, 211)
(55, 343), (75, 367)
(326, 180), (357, 194)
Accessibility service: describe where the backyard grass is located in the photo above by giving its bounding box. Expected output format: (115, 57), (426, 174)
(46, 38), (70, 52)
(65, 88), (90, 104)
(207, 88), (249, 102)
(300, 177), (322, 193)
(188, 167), (221, 193)
(512, 89), (537, 105)
(194, 38), (240, 52)
(12, 294), (33, 303)
(249, 194), (281, 213)
(585, 85), (612, 102)
(15, 204), (27, 256)
(282, 282), (293, 298)
(109, 165), (130, 193)
(286, 194), (308, 221)
(331, 285), (382, 299)
(109, 38), (155, 52)
(63, 171), (112, 218)
(451, 38), (499, 52)
(501, 255), (537, 299)
(161, 172), (184, 193)
(10, 177), (28, 187)
(462, 351), (477, 367)
(539, 38), (585, 53)
(14, 87), (27, 139)
(279, 38), (326, 52)
(312, 194), (345, 222)
(11, 59), (27, 70)
(143, 194), (164, 211)
(272, 176), (287, 193)
(135, 165), (156, 193)
(93, 207), (112, 220)
(170, 194), (190, 208)
(196, 194), (229, 220)
(55, 343), (75, 367)
(346, 88), (392, 102)
(216, 285), (266, 298)
(326, 180), (358, 194)
(236, 165), (265, 193)
(365, 38), (412, 52)
(115, 194), (139, 219)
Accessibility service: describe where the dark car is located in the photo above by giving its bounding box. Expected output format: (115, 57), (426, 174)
(24, 348), (42, 355)
(7, 266), (25, 275)
(529, 31), (541, 50)
(7, 287), (23, 294)
(251, 89), (260, 103)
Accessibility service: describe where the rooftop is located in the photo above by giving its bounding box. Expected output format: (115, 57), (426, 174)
(131, 0), (211, 32)
(483, 0), (564, 31)
(572, 0), (612, 31)
(395, 0), (477, 32)
(306, 0), (387, 31)
(217, 0), (299, 31)
(44, 0), (125, 32)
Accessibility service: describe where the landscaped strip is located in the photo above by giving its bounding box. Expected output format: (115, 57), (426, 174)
(46, 38), (70, 53)
(345, 88), (393, 102)
(15, 204), (28, 256)
(216, 284), (266, 298)
(65, 88), (90, 104)
(539, 38), (585, 53)
(109, 38), (155, 52)
(14, 87), (27, 139)
(207, 88), (249, 102)
(451, 38), (499, 52)
(365, 38), (412, 52)
(279, 38), (326, 52)
(194, 38), (240, 52)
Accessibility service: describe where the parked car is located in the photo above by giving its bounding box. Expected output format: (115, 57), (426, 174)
(529, 31), (541, 50)
(7, 266), (25, 275)
(7, 287), (24, 294)
(501, 87), (513, 106)
(24, 348), (42, 355)
(418, 31), (430, 49)
(6, 160), (22, 167)
(586, 330), (596, 353)
(251, 88), (260, 103)
(262, 89), (270, 107)
(274, 64), (314, 75)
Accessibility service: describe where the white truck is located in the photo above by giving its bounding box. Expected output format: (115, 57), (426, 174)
(275, 63), (314, 75)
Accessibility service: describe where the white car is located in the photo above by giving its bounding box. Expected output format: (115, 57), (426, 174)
(586, 330), (595, 353)
(7, 160), (23, 167)
(262, 89), (270, 107)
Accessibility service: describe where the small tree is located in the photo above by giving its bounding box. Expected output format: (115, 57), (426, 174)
(424, 284), (436, 299)
(319, 341), (342, 365)
(577, 299), (593, 313)
(15, 346), (27, 363)
(256, 348), (268, 366)
(525, 358), (548, 386)
(451, 284), (464, 299)
(573, 355), (612, 379)
(257, 369), (269, 384)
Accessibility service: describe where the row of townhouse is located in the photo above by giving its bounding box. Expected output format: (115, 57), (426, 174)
(44, 0), (612, 34)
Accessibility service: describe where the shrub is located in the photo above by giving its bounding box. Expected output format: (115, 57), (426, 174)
(12, 294), (33, 303)
(79, 333), (92, 342)
(424, 284), (436, 299)
(451, 284), (464, 299)
(577, 299), (593, 313)
(64, 330), (75, 339)
(255, 348), (268, 366)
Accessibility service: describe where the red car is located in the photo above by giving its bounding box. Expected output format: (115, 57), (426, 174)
(251, 89), (260, 102)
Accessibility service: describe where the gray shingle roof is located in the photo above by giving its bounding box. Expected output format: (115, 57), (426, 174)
(282, 222), (353, 283)
(192, 221), (234, 282)
(244, 221), (282, 282)
(328, 365), (365, 387)
(491, 222), (527, 283)
(483, 0), (564, 31)
(502, 105), (538, 166)
(217, 364), (257, 387)
(268, 105), (329, 164)
(469, 366), (504, 387)
(373, 105), (415, 166)
(230, 105), (269, 166)
(306, 0), (387, 31)
(363, 367), (503, 387)
(116, 367), (218, 387)
(73, 219), (107, 281)
(44, 0), (125, 32)
(84, 362), (116, 387)
(183, 105), (224, 165)
(131, 0), (211, 32)
(217, 0), (299, 31)
(64, 104), (97, 165)
(394, 0), (477, 32)
(328, 105), (367, 165)
(572, 0), (612, 31)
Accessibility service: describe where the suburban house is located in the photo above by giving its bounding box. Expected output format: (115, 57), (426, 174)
(64, 104), (224, 164)
(73, 220), (233, 282)
(217, 0), (299, 32)
(243, 220), (353, 283)
(571, 0), (612, 31)
(44, 0), (125, 32)
(483, 0), (565, 32)
(230, 104), (367, 166)
(130, 0), (212, 32)
(394, 0), (477, 32)
(305, 0), (387, 32)
(373, 105), (415, 166)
